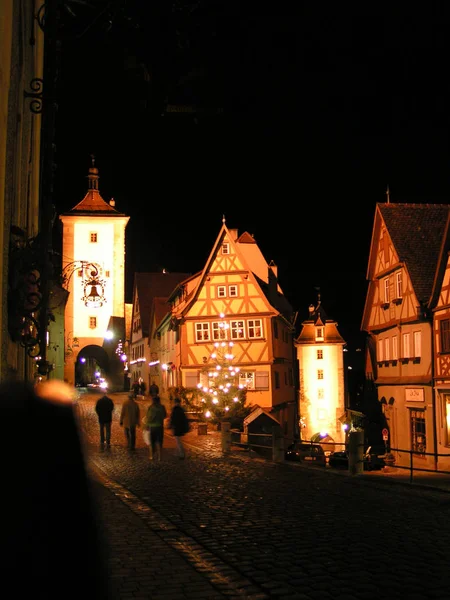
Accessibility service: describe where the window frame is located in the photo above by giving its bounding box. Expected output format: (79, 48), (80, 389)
(195, 322), (210, 342)
(441, 319), (450, 354)
(230, 320), (246, 339)
(247, 319), (263, 339)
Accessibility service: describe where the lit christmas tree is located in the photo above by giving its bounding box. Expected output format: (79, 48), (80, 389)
(197, 314), (251, 428)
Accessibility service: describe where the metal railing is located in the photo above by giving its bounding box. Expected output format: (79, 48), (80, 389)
(227, 430), (450, 483)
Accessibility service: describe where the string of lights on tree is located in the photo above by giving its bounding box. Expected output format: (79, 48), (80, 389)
(197, 313), (250, 427)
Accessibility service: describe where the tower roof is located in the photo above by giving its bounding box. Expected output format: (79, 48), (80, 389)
(60, 157), (126, 216)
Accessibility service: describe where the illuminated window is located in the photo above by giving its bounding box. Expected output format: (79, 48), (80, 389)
(317, 369), (324, 380)
(378, 339), (384, 362)
(195, 322), (210, 342)
(247, 319), (263, 339)
(90, 232), (98, 243)
(89, 316), (97, 329)
(317, 349), (323, 360)
(402, 333), (411, 358)
(212, 321), (228, 341)
(413, 331), (421, 358)
(229, 285), (238, 297)
(239, 371), (255, 389)
(222, 242), (230, 255)
(395, 271), (403, 298)
(230, 320), (245, 339)
(105, 270), (110, 277)
(384, 277), (390, 303)
(410, 409), (426, 455)
(318, 388), (324, 399)
(392, 336), (398, 360)
(384, 338), (390, 361)
(217, 286), (226, 298)
(445, 395), (450, 446)
(315, 327), (324, 341)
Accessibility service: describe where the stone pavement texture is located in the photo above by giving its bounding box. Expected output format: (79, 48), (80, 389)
(77, 391), (450, 599)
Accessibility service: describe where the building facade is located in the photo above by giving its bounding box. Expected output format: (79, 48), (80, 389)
(362, 202), (450, 469)
(155, 220), (298, 439)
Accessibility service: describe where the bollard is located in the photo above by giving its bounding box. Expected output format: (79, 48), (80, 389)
(272, 425), (284, 462)
(348, 428), (364, 475)
(221, 421), (231, 454)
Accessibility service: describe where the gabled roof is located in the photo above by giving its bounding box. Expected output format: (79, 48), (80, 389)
(180, 220), (294, 323)
(243, 405), (280, 427)
(134, 272), (191, 337)
(149, 297), (171, 336)
(377, 203), (450, 305)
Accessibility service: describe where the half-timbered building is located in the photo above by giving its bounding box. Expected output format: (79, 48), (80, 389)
(362, 202), (450, 469)
(156, 220), (298, 439)
(129, 271), (190, 393)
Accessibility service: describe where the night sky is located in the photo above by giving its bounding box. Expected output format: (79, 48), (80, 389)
(52, 3), (450, 349)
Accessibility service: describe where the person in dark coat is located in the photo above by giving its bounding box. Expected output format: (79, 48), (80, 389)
(169, 396), (189, 459)
(149, 381), (159, 398)
(95, 394), (114, 449)
(1, 379), (110, 599)
(120, 393), (141, 450)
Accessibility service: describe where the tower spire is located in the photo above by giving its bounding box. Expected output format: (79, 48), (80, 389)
(87, 154), (99, 191)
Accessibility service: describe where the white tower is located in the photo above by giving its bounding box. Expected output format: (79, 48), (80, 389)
(59, 159), (129, 387)
(295, 295), (347, 450)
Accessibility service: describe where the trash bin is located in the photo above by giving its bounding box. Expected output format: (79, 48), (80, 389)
(197, 423), (208, 435)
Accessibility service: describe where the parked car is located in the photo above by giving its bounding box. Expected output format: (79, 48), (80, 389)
(328, 446), (385, 471)
(285, 441), (326, 465)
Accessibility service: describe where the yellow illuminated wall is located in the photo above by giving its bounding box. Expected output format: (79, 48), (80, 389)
(298, 342), (345, 446)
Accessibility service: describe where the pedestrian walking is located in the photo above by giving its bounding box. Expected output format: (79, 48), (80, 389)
(139, 377), (146, 397)
(95, 393), (114, 449)
(169, 396), (190, 459)
(132, 380), (140, 398)
(120, 393), (140, 450)
(149, 380), (159, 398)
(144, 395), (167, 460)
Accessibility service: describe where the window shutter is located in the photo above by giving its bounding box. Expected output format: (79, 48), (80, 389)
(255, 371), (269, 390)
(185, 371), (199, 388)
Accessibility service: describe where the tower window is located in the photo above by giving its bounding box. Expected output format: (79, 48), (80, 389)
(90, 232), (98, 243)
(89, 317), (97, 329)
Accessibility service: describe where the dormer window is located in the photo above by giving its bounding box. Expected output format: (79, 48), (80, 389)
(315, 327), (324, 341)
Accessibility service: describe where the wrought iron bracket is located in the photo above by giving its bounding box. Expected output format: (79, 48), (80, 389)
(24, 78), (44, 114)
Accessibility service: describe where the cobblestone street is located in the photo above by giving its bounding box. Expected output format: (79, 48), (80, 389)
(78, 392), (450, 600)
